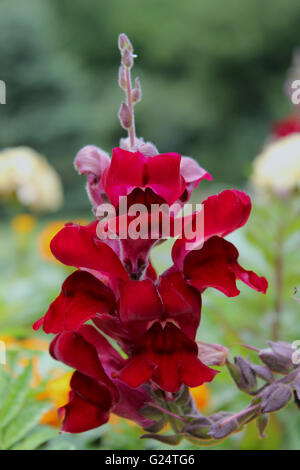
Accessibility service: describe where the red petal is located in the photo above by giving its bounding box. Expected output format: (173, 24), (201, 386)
(172, 189), (251, 268)
(158, 271), (201, 339)
(34, 270), (115, 334)
(146, 153), (186, 205)
(50, 221), (128, 280)
(102, 148), (145, 206)
(59, 391), (110, 433)
(102, 148), (185, 207)
(50, 329), (117, 400)
(184, 236), (268, 296)
(119, 322), (217, 393)
(119, 280), (163, 337)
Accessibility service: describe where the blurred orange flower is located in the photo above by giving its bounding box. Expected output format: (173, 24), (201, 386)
(190, 384), (210, 411)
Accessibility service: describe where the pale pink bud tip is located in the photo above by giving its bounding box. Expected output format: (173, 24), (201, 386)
(118, 33), (133, 52)
(74, 145), (110, 177)
(119, 102), (132, 129)
(120, 137), (159, 157)
(197, 341), (229, 367)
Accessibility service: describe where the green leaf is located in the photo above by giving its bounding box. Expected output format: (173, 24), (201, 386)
(0, 368), (11, 408)
(11, 425), (58, 450)
(0, 363), (32, 429)
(2, 400), (51, 449)
(46, 441), (76, 450)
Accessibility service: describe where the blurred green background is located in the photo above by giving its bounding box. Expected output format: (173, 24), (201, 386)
(1, 0), (300, 213)
(0, 0), (300, 451)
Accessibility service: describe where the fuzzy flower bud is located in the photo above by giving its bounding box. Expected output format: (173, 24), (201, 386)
(234, 356), (257, 392)
(260, 383), (292, 413)
(132, 77), (142, 103)
(118, 66), (127, 90)
(259, 341), (294, 374)
(119, 102), (132, 129)
(122, 49), (134, 69)
(197, 341), (229, 367)
(118, 33), (133, 52)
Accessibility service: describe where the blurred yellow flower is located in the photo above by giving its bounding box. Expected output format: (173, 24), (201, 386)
(252, 134), (300, 194)
(38, 219), (89, 262)
(37, 371), (72, 427)
(0, 146), (63, 212)
(11, 213), (36, 234)
(190, 384), (210, 411)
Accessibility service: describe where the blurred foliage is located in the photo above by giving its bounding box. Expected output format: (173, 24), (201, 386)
(0, 360), (56, 450)
(1, 0), (300, 213)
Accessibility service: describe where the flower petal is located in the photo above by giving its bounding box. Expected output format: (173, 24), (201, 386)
(158, 271), (201, 339)
(50, 221), (129, 280)
(184, 236), (268, 296)
(119, 322), (217, 393)
(172, 189), (251, 269)
(33, 270), (116, 334)
(59, 390), (110, 433)
(119, 280), (163, 337)
(102, 147), (185, 207)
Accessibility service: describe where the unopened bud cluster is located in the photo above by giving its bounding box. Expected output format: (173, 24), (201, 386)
(143, 340), (300, 445)
(118, 33), (142, 136)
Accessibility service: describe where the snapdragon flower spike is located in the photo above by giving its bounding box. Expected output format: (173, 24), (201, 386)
(34, 33), (268, 435)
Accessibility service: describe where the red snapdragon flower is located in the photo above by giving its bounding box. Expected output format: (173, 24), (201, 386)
(34, 34), (268, 434)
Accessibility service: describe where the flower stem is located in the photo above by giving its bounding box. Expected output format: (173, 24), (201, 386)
(125, 67), (136, 149)
(272, 221), (284, 341)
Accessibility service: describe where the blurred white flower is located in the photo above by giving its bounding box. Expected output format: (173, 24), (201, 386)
(0, 146), (63, 211)
(252, 134), (300, 195)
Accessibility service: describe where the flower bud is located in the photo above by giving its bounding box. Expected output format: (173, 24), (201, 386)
(260, 383), (292, 413)
(132, 77), (142, 103)
(119, 102), (132, 129)
(249, 363), (273, 382)
(143, 417), (167, 433)
(227, 357), (257, 393)
(256, 414), (269, 438)
(197, 341), (229, 366)
(234, 356), (257, 392)
(121, 49), (133, 69)
(184, 416), (212, 439)
(119, 136), (159, 157)
(209, 417), (239, 440)
(118, 33), (133, 52)
(139, 404), (164, 422)
(118, 66), (127, 90)
(259, 342), (293, 374)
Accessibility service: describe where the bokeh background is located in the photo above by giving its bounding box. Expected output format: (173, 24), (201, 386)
(0, 0), (300, 451)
